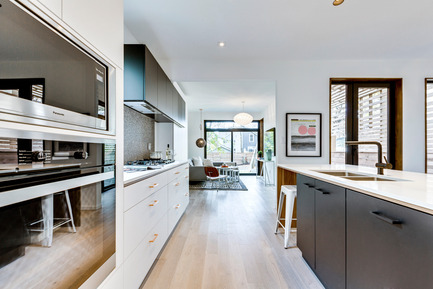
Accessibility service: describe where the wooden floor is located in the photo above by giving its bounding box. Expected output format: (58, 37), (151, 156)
(141, 176), (324, 289)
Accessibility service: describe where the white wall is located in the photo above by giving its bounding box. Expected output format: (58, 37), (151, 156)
(188, 110), (264, 159)
(264, 98), (276, 132)
(168, 58), (429, 173)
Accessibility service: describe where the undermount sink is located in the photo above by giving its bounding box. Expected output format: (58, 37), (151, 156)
(314, 170), (366, 177)
(313, 170), (403, 182)
(339, 176), (395, 182)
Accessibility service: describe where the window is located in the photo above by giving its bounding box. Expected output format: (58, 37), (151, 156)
(204, 120), (260, 174)
(330, 79), (402, 169)
(426, 79), (433, 173)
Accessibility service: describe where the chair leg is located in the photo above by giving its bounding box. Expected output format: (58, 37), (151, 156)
(284, 191), (296, 249)
(64, 190), (76, 233)
(275, 192), (284, 234)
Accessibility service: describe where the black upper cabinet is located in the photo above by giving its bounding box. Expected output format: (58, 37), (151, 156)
(124, 44), (186, 127)
(124, 45), (157, 106)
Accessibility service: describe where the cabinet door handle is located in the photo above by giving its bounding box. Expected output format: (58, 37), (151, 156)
(175, 172), (180, 175)
(185, 176), (189, 179)
(370, 211), (403, 225)
(149, 183), (159, 189)
(303, 183), (315, 189)
(175, 182), (181, 186)
(175, 204), (181, 209)
(315, 188), (330, 194)
(149, 200), (159, 207)
(149, 234), (159, 243)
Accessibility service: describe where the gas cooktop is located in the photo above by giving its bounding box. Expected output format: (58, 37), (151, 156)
(124, 159), (175, 173)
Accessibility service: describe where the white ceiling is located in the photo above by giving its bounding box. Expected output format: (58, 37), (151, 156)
(177, 81), (275, 112)
(124, 0), (433, 111)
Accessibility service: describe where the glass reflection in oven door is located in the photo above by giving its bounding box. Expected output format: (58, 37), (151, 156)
(0, 179), (115, 289)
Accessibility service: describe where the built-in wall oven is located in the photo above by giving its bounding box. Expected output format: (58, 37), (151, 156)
(0, 135), (116, 289)
(0, 0), (116, 134)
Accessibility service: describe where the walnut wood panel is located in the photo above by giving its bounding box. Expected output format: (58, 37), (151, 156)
(277, 167), (297, 228)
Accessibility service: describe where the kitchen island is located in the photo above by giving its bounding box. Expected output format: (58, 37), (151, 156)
(278, 164), (433, 289)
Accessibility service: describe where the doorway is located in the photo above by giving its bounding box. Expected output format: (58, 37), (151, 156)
(330, 79), (402, 169)
(204, 120), (260, 174)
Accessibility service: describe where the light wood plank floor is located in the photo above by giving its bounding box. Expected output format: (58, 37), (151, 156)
(141, 176), (324, 289)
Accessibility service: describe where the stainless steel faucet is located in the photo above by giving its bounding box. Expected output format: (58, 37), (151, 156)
(345, 141), (393, 175)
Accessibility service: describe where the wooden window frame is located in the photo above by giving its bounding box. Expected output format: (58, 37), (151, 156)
(329, 78), (403, 170)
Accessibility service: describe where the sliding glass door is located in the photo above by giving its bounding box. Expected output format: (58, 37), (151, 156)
(205, 121), (259, 174)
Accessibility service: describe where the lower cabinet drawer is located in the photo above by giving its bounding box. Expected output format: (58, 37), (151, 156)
(124, 215), (168, 289)
(168, 198), (187, 233)
(124, 186), (168, 258)
(124, 172), (168, 211)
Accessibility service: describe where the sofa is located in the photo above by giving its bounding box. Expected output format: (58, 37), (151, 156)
(188, 157), (237, 182)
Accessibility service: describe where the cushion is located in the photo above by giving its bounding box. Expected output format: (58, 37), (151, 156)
(203, 159), (213, 167)
(192, 156), (203, 166)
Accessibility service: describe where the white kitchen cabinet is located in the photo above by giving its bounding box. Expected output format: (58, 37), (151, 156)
(62, 0), (123, 67)
(167, 164), (189, 232)
(124, 185), (168, 259)
(124, 172), (168, 211)
(124, 215), (168, 289)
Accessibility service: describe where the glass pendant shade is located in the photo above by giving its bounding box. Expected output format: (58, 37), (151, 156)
(233, 112), (253, 126)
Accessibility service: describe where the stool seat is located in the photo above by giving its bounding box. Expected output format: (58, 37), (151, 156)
(275, 185), (297, 248)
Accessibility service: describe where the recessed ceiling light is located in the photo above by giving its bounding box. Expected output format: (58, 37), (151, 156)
(218, 42), (225, 47)
(333, 0), (344, 5)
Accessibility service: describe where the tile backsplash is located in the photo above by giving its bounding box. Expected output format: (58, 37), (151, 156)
(124, 105), (155, 163)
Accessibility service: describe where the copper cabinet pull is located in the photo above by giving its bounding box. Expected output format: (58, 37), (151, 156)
(149, 234), (158, 243)
(149, 183), (159, 189)
(149, 200), (159, 207)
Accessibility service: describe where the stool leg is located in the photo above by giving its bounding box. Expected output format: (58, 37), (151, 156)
(64, 190), (76, 233)
(275, 192), (284, 233)
(284, 191), (296, 249)
(41, 194), (54, 247)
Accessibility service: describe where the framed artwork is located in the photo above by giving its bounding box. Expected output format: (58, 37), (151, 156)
(286, 113), (322, 157)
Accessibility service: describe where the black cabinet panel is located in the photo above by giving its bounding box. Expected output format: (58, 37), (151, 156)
(315, 180), (345, 289)
(124, 45), (144, 101)
(296, 174), (316, 270)
(347, 190), (433, 289)
(144, 46), (158, 107)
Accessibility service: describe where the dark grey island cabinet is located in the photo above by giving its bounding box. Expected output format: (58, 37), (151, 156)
(296, 174), (433, 289)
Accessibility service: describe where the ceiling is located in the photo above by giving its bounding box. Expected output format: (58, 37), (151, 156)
(177, 81), (275, 112)
(124, 0), (433, 111)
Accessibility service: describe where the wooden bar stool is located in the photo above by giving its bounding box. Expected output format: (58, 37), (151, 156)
(275, 185), (297, 248)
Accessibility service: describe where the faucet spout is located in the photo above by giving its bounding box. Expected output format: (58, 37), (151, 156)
(345, 141), (392, 175)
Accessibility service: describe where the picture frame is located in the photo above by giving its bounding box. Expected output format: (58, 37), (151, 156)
(286, 113), (322, 157)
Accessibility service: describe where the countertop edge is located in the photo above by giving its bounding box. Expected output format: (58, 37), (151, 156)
(278, 164), (433, 215)
(124, 161), (188, 187)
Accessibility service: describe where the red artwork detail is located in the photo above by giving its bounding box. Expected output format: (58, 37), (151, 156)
(308, 127), (316, 135)
(298, 125), (308, 135)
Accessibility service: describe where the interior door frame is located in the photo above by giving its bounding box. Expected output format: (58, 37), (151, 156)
(329, 78), (403, 170)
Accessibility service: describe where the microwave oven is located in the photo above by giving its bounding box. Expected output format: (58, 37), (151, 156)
(0, 0), (116, 134)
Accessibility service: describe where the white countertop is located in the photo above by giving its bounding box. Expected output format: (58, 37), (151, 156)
(278, 163), (433, 215)
(123, 161), (188, 186)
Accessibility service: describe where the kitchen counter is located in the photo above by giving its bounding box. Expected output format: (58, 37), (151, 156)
(124, 161), (188, 186)
(278, 163), (433, 215)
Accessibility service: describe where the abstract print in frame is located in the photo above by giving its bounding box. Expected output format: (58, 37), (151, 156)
(286, 113), (321, 157)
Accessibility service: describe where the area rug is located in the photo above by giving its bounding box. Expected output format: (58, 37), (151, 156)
(189, 179), (248, 191)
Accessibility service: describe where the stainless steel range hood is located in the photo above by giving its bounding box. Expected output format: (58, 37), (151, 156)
(124, 101), (175, 124)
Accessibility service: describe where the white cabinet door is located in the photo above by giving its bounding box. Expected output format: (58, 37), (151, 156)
(62, 0), (123, 67)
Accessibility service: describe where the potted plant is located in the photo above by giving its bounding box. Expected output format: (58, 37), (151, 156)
(257, 151), (263, 159)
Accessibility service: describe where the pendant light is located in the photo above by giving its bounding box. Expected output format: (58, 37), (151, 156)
(233, 101), (253, 126)
(196, 109), (206, 148)
(333, 0), (344, 5)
